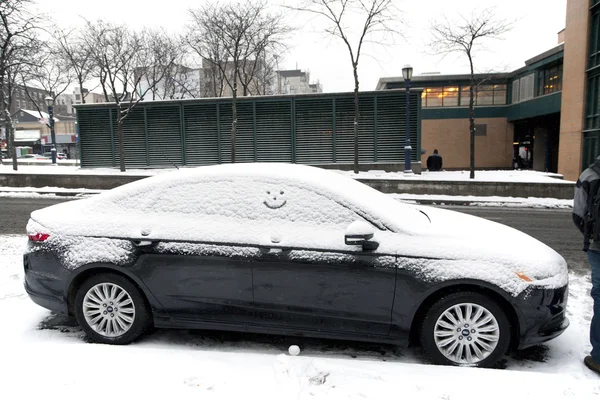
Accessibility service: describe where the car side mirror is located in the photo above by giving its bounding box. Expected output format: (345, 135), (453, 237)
(344, 221), (379, 250)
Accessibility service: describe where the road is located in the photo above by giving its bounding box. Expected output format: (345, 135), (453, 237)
(0, 197), (588, 274)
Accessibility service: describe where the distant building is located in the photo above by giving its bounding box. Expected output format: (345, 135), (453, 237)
(11, 109), (77, 156)
(275, 70), (323, 95)
(135, 64), (202, 100)
(10, 85), (51, 115)
(74, 88), (107, 105)
(55, 93), (76, 116)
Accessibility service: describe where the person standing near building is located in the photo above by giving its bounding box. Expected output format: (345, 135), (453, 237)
(573, 155), (600, 374)
(426, 149), (443, 172)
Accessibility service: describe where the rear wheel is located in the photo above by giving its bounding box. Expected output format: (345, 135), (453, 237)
(419, 292), (511, 368)
(74, 273), (151, 344)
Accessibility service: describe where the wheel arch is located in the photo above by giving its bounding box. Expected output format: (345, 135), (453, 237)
(65, 263), (162, 316)
(408, 280), (522, 350)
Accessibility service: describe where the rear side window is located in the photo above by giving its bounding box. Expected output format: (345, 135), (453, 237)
(148, 177), (362, 228)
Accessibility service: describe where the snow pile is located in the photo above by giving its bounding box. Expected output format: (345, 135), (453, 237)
(391, 194), (574, 208)
(340, 169), (573, 183)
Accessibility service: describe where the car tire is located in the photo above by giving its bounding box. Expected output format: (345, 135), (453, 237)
(419, 291), (511, 368)
(74, 273), (152, 345)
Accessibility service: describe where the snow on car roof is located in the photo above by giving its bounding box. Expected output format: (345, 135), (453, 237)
(87, 163), (430, 232)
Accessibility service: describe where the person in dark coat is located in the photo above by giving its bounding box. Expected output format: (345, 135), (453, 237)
(426, 149), (443, 171)
(573, 155), (600, 374)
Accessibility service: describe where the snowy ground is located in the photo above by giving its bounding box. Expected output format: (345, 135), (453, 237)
(1, 235), (598, 399)
(0, 163), (574, 183)
(340, 169), (572, 184)
(392, 194), (574, 209)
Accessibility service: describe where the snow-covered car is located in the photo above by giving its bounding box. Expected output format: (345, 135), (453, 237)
(23, 163), (569, 367)
(42, 152), (67, 160)
(21, 154), (48, 160)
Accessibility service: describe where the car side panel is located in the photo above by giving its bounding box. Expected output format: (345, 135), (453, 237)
(252, 250), (397, 336)
(132, 252), (255, 325)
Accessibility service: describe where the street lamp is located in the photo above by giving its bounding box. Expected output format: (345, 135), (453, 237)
(44, 96), (57, 165)
(402, 64), (413, 174)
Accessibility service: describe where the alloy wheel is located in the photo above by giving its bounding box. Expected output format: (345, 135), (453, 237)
(433, 303), (500, 365)
(82, 283), (136, 338)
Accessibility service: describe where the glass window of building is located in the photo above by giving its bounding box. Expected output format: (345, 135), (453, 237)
(476, 85), (494, 105)
(424, 87), (443, 107)
(460, 86), (472, 106)
(538, 64), (563, 96)
(443, 86), (459, 106)
(493, 84), (506, 104)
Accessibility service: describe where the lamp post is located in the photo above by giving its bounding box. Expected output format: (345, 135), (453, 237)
(402, 64), (413, 174)
(44, 96), (57, 165)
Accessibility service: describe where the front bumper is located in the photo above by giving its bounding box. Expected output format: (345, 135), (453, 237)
(23, 251), (69, 315)
(513, 284), (569, 349)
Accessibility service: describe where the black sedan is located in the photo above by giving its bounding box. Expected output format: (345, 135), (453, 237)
(23, 163), (569, 367)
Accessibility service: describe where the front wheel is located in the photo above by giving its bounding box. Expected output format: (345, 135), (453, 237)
(74, 273), (152, 344)
(419, 292), (511, 368)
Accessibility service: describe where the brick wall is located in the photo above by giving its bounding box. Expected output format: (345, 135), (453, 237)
(421, 117), (514, 170)
(558, 0), (590, 181)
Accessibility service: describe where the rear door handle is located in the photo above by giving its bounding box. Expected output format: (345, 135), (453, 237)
(133, 240), (156, 247)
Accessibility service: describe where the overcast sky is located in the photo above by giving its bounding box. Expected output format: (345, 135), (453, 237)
(36, 0), (567, 93)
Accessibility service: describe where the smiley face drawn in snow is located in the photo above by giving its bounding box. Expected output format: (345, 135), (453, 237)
(263, 189), (287, 209)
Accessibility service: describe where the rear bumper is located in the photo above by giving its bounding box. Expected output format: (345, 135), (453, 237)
(513, 284), (569, 349)
(23, 251), (69, 315)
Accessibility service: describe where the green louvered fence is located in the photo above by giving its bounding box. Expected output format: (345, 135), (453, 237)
(75, 90), (421, 169)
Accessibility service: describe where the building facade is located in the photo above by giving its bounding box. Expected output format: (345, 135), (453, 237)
(276, 70), (323, 95)
(10, 85), (51, 115)
(55, 93), (76, 116)
(74, 88), (107, 105)
(11, 109), (78, 156)
(377, 0), (600, 181)
(377, 41), (563, 173)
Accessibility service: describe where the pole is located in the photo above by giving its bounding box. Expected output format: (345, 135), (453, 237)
(47, 104), (57, 165)
(404, 79), (412, 174)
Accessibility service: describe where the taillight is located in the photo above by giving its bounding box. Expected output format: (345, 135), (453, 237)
(28, 233), (50, 242)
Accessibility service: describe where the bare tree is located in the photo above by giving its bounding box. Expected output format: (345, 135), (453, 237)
(430, 9), (512, 179)
(290, 0), (399, 174)
(0, 0), (42, 171)
(252, 54), (278, 95)
(54, 27), (95, 104)
(22, 48), (73, 116)
(187, 0), (290, 163)
(140, 30), (200, 100)
(84, 20), (178, 172)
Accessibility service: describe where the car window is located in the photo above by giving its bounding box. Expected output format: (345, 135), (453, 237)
(128, 177), (363, 229)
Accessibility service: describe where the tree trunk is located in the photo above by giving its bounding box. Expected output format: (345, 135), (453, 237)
(353, 64), (359, 174)
(231, 79), (237, 164)
(7, 121), (17, 171)
(118, 116), (126, 172)
(468, 55), (475, 180)
(79, 82), (86, 104)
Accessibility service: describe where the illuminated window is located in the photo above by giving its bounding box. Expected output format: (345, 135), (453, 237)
(443, 86), (459, 106)
(537, 64), (563, 96)
(461, 84), (506, 106)
(424, 87), (443, 107)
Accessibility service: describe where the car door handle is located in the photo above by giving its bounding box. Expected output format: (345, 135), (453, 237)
(133, 240), (157, 247)
(259, 247), (289, 255)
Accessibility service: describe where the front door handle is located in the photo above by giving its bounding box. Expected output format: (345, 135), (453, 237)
(259, 247), (290, 255)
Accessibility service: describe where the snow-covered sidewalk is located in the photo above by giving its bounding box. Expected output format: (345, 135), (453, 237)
(0, 186), (574, 208)
(0, 163), (575, 183)
(1, 235), (598, 399)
